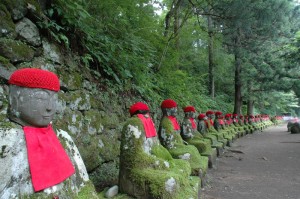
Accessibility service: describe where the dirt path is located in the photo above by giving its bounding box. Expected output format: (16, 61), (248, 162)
(201, 123), (300, 199)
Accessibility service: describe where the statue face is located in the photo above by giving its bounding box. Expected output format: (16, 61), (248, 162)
(9, 86), (58, 127)
(170, 107), (177, 116)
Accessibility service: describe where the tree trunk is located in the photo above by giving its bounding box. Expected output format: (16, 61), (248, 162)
(208, 15), (215, 99)
(233, 32), (242, 114)
(247, 100), (254, 115)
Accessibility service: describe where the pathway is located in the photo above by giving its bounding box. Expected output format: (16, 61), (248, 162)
(201, 123), (300, 199)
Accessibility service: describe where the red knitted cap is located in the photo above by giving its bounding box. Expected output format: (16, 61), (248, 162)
(9, 68), (60, 92)
(239, 115), (244, 118)
(198, 113), (206, 120)
(129, 102), (150, 116)
(183, 106), (196, 112)
(225, 113), (231, 118)
(206, 110), (214, 115)
(215, 111), (222, 116)
(161, 99), (177, 108)
(233, 114), (238, 117)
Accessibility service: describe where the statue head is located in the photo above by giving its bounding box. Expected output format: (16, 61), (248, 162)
(161, 99), (177, 116)
(215, 111), (222, 119)
(206, 110), (214, 120)
(8, 68), (60, 127)
(129, 102), (150, 118)
(198, 113), (206, 121)
(183, 106), (196, 118)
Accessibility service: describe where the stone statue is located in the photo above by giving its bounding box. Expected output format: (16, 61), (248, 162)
(158, 99), (208, 178)
(0, 68), (96, 199)
(180, 106), (217, 168)
(119, 102), (199, 198)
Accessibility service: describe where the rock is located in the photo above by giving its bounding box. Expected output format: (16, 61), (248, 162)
(0, 38), (35, 63)
(290, 122), (300, 134)
(43, 39), (62, 64)
(2, 0), (27, 21)
(15, 17), (41, 46)
(105, 185), (119, 198)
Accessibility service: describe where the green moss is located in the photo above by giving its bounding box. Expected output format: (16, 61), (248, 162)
(76, 181), (99, 199)
(0, 3), (15, 34)
(0, 38), (35, 62)
(0, 55), (10, 64)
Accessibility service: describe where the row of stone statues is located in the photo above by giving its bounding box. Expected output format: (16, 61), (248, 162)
(0, 68), (275, 199)
(119, 100), (274, 198)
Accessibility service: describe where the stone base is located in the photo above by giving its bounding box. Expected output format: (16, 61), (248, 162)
(205, 148), (218, 169)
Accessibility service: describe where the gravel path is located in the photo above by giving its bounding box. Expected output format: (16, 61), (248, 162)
(201, 123), (300, 199)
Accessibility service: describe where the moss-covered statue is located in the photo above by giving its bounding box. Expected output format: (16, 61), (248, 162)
(205, 110), (228, 147)
(180, 106), (217, 168)
(197, 113), (223, 156)
(119, 102), (199, 199)
(158, 99), (208, 178)
(214, 111), (236, 144)
(0, 68), (97, 199)
(232, 113), (246, 136)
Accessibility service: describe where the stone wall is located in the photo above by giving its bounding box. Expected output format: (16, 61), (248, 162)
(0, 0), (144, 191)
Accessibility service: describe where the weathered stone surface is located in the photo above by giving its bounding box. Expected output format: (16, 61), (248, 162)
(0, 126), (97, 198)
(0, 38), (35, 63)
(105, 185), (119, 198)
(16, 17), (41, 46)
(43, 39), (62, 64)
(2, 0), (27, 21)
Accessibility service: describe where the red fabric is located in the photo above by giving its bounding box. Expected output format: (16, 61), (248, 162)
(161, 99), (177, 108)
(183, 106), (196, 112)
(218, 119), (224, 125)
(137, 114), (157, 138)
(215, 111), (222, 116)
(9, 68), (60, 91)
(233, 118), (238, 123)
(189, 118), (197, 129)
(23, 125), (75, 192)
(209, 119), (214, 125)
(129, 102), (149, 116)
(198, 114), (205, 120)
(204, 120), (210, 128)
(167, 116), (180, 130)
(206, 110), (214, 115)
(226, 119), (231, 125)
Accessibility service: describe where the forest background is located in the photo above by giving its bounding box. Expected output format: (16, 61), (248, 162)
(41, 0), (300, 117)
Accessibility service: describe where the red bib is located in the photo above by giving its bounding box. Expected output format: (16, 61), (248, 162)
(137, 114), (157, 138)
(167, 116), (180, 131)
(23, 125), (75, 192)
(189, 118), (197, 129)
(218, 119), (225, 125)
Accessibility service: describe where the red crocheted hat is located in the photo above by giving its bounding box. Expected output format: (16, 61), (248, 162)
(239, 115), (244, 118)
(9, 68), (60, 92)
(215, 111), (222, 116)
(225, 113), (231, 118)
(183, 106), (196, 112)
(198, 113), (206, 120)
(206, 110), (214, 115)
(161, 99), (177, 108)
(129, 102), (150, 116)
(233, 113), (238, 117)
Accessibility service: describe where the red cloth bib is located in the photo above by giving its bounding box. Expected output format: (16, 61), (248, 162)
(209, 119), (214, 125)
(167, 116), (180, 131)
(189, 118), (197, 129)
(137, 114), (157, 138)
(218, 119), (225, 125)
(23, 125), (75, 192)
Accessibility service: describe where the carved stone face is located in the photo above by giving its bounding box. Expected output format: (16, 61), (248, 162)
(9, 85), (58, 127)
(162, 107), (177, 116)
(185, 111), (195, 118)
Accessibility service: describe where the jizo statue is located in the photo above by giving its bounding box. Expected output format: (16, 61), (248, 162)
(1, 68), (92, 198)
